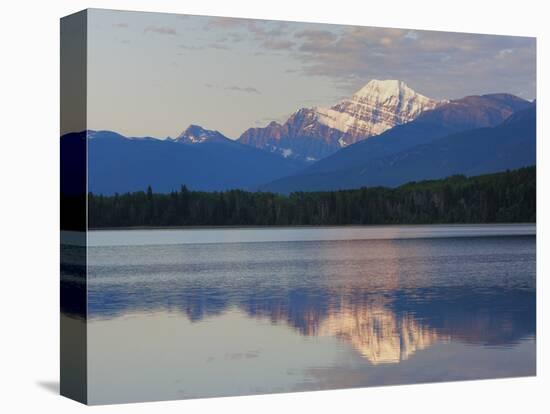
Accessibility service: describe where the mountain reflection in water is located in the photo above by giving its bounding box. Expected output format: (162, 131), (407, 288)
(60, 236), (537, 365)
(317, 303), (445, 364)
(60, 230), (536, 403)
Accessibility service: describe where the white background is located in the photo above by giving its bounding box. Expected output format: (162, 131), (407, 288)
(0, 0), (547, 412)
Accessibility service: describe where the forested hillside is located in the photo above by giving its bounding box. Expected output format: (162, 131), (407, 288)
(88, 166), (535, 228)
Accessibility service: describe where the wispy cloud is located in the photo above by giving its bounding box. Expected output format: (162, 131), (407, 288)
(204, 16), (248, 30)
(247, 21), (295, 50)
(203, 83), (261, 94)
(144, 25), (177, 36)
(208, 43), (229, 50)
(202, 17), (295, 51)
(262, 39), (294, 50)
(178, 44), (202, 50)
(225, 86), (261, 94)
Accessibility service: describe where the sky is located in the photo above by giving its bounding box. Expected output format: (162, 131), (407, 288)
(87, 8), (536, 139)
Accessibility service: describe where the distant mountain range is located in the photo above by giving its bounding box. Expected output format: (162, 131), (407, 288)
(80, 129), (305, 194)
(60, 79), (536, 195)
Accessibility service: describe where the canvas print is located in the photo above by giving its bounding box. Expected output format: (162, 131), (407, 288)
(60, 8), (536, 405)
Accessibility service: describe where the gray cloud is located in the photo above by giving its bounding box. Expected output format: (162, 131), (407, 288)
(203, 16), (249, 30)
(208, 43), (229, 50)
(203, 83), (261, 94)
(200, 18), (535, 99)
(178, 44), (202, 50)
(144, 25), (177, 36)
(203, 17), (295, 51)
(289, 26), (536, 99)
(225, 86), (261, 94)
(295, 29), (338, 45)
(263, 39), (294, 50)
(247, 21), (295, 50)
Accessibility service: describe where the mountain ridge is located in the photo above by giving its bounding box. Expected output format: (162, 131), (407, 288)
(63, 129), (307, 195)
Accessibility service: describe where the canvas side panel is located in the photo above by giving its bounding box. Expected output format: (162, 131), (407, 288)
(60, 9), (88, 405)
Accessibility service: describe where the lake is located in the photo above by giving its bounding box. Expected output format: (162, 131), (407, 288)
(69, 224), (536, 404)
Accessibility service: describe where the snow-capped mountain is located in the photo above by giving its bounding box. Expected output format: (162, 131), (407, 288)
(317, 79), (440, 144)
(238, 79), (441, 161)
(174, 124), (232, 144)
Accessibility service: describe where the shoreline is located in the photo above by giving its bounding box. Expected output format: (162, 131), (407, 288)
(58, 223), (538, 248)
(86, 222), (536, 232)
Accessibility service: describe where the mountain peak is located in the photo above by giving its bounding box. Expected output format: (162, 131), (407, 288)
(314, 79), (440, 145)
(354, 79), (407, 98)
(176, 124), (231, 144)
(352, 79), (433, 104)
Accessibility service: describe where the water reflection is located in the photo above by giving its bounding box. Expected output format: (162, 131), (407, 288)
(83, 236), (535, 364)
(317, 303), (445, 364)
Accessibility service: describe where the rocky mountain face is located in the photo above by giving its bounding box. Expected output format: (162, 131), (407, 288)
(238, 79), (441, 162)
(316, 79), (441, 143)
(238, 109), (344, 162)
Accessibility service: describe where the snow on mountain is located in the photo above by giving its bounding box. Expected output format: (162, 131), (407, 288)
(315, 79), (440, 146)
(174, 124), (232, 144)
(238, 79), (441, 161)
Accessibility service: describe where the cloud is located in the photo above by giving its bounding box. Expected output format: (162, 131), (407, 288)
(196, 16), (535, 100)
(203, 16), (249, 30)
(288, 25), (536, 99)
(178, 44), (202, 50)
(225, 86), (261, 94)
(295, 29), (337, 43)
(204, 83), (261, 94)
(247, 21), (295, 50)
(144, 26), (177, 36)
(208, 43), (229, 50)
(202, 16), (294, 51)
(262, 39), (294, 50)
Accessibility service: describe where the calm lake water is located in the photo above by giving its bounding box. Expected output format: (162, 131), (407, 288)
(78, 225), (536, 404)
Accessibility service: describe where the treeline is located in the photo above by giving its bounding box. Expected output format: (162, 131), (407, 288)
(88, 166), (536, 228)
